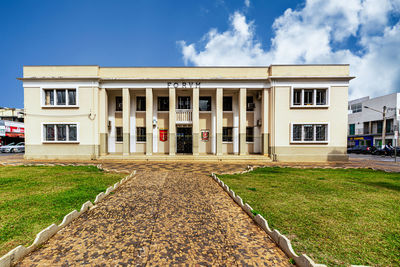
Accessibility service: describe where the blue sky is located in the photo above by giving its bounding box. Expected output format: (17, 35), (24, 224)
(1, 0), (399, 108)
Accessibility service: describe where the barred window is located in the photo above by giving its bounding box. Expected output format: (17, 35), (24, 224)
(199, 96), (211, 111)
(304, 90), (314, 105)
(291, 123), (328, 143)
(316, 124), (327, 141)
(293, 124), (302, 141)
(43, 124), (78, 142)
(137, 127), (146, 142)
(223, 127), (233, 142)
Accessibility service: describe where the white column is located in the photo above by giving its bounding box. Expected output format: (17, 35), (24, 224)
(99, 88), (108, 155)
(169, 87), (176, 155)
(262, 88), (269, 155)
(216, 88), (223, 156)
(239, 88), (247, 155)
(192, 87), (199, 156)
(122, 88), (130, 155)
(130, 92), (136, 153)
(233, 91), (239, 154)
(146, 88), (153, 155)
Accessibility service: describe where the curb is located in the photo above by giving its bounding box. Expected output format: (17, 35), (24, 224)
(0, 166), (137, 267)
(211, 171), (326, 267)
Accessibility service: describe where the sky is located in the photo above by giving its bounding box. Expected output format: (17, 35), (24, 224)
(1, 0), (399, 108)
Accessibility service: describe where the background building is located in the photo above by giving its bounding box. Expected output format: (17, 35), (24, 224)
(0, 107), (24, 146)
(21, 65), (352, 161)
(348, 93), (400, 147)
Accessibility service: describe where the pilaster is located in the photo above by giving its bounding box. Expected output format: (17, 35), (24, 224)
(146, 88), (153, 155)
(216, 88), (223, 156)
(169, 87), (176, 155)
(239, 88), (247, 155)
(192, 87), (199, 156)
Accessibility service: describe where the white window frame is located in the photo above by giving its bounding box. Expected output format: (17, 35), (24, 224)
(41, 87), (79, 108)
(290, 122), (329, 144)
(41, 122), (80, 143)
(290, 86), (330, 108)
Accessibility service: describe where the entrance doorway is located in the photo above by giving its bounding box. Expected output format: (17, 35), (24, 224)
(177, 127), (192, 154)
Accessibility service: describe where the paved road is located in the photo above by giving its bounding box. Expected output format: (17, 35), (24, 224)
(349, 153), (400, 162)
(17, 169), (290, 266)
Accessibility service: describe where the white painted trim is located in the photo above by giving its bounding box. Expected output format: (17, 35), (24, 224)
(41, 122), (80, 143)
(23, 80), (99, 88)
(289, 122), (330, 144)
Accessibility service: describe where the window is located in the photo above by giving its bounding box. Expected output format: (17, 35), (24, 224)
(293, 89), (302, 106)
(43, 124), (78, 142)
(56, 90), (66, 105)
(223, 127), (233, 142)
(293, 125), (302, 141)
(316, 125), (327, 141)
(292, 88), (328, 107)
(137, 127), (146, 142)
(158, 97), (169, 111)
(304, 90), (313, 105)
(349, 103), (362, 113)
(349, 124), (355, 135)
(178, 96), (191, 109)
(316, 90), (326, 105)
(199, 96), (211, 111)
(223, 96), (232, 111)
(44, 90), (54, 105)
(303, 124), (314, 141)
(291, 123), (328, 143)
(137, 96), (146, 111)
(116, 127), (123, 142)
(43, 89), (77, 107)
(116, 96), (123, 111)
(68, 90), (76, 106)
(247, 96), (254, 111)
(246, 127), (254, 142)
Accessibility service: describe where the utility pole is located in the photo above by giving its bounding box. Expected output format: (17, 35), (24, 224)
(382, 105), (387, 148)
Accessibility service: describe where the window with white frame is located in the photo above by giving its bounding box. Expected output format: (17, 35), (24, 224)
(291, 123), (328, 143)
(291, 88), (328, 107)
(43, 124), (78, 142)
(43, 89), (77, 107)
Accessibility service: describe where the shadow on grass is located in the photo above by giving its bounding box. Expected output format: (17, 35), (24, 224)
(362, 181), (400, 192)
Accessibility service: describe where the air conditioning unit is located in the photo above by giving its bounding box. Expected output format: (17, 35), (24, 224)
(257, 119), (262, 127)
(247, 103), (256, 110)
(256, 91), (262, 100)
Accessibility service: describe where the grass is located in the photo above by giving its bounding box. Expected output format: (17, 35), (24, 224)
(0, 165), (125, 256)
(218, 167), (400, 266)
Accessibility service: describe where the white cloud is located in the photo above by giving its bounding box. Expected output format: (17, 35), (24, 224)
(178, 0), (400, 99)
(244, 0), (250, 8)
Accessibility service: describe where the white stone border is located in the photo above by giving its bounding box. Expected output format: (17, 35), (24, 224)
(0, 166), (136, 267)
(213, 166), (373, 267)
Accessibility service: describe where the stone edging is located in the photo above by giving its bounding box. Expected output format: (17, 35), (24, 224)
(0, 165), (136, 267)
(213, 166), (373, 267)
(212, 170), (325, 267)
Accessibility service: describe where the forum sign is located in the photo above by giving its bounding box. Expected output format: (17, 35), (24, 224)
(167, 82), (201, 89)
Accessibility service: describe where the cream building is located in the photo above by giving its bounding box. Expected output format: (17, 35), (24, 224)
(20, 65), (353, 161)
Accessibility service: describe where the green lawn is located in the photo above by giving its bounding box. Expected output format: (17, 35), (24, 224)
(0, 165), (125, 256)
(218, 167), (400, 266)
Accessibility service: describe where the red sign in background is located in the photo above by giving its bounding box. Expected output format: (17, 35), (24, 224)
(159, 129), (168, 142)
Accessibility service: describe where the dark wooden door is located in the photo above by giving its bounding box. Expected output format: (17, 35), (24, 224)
(176, 127), (192, 154)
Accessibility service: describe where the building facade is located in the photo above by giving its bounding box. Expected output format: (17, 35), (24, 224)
(21, 65), (352, 161)
(348, 93), (400, 147)
(0, 108), (24, 146)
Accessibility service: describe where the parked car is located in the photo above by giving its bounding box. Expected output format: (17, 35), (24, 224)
(0, 142), (24, 153)
(347, 145), (376, 154)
